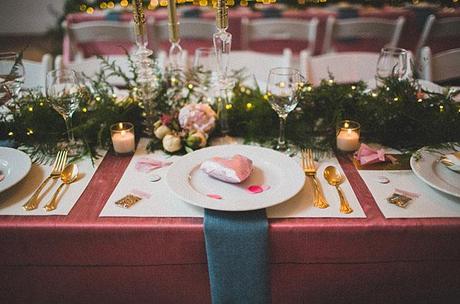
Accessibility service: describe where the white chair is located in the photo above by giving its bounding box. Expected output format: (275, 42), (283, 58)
(65, 20), (142, 62)
(419, 46), (460, 84)
(301, 52), (379, 86)
(241, 17), (318, 55)
(151, 18), (215, 52)
(301, 50), (414, 87)
(22, 54), (53, 89)
(322, 16), (405, 54)
(55, 54), (135, 87)
(415, 15), (460, 62)
(228, 49), (292, 89)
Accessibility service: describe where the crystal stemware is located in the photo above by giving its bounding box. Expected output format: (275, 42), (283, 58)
(266, 67), (304, 152)
(0, 52), (25, 105)
(193, 47), (218, 97)
(46, 69), (81, 148)
(376, 47), (408, 86)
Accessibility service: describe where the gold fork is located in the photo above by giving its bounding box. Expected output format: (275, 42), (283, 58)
(22, 150), (68, 211)
(302, 148), (329, 209)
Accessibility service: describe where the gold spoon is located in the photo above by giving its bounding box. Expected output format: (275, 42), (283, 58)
(323, 166), (353, 214)
(44, 163), (79, 212)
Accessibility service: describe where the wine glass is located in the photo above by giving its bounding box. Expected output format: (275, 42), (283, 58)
(193, 47), (218, 93)
(266, 67), (304, 152)
(376, 47), (408, 86)
(0, 52), (25, 105)
(46, 69), (81, 147)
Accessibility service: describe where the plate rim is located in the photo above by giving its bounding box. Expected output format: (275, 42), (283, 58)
(0, 147), (32, 193)
(165, 144), (305, 211)
(410, 147), (460, 198)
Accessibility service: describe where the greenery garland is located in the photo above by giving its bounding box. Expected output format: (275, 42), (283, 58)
(0, 56), (459, 162)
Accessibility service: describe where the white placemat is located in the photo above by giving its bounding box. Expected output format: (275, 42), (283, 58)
(358, 169), (460, 218)
(0, 153), (104, 216)
(100, 138), (366, 218)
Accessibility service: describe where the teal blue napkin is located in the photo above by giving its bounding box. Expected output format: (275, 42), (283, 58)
(204, 208), (270, 304)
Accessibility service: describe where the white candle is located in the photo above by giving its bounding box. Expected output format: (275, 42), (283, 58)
(111, 122), (135, 154)
(337, 128), (360, 152)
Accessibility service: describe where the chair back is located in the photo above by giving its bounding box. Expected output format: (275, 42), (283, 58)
(415, 15), (460, 61)
(228, 49), (292, 89)
(151, 18), (215, 52)
(241, 17), (318, 55)
(56, 54), (136, 87)
(22, 54), (53, 89)
(65, 20), (140, 61)
(322, 16), (405, 54)
(303, 52), (379, 86)
(420, 46), (460, 83)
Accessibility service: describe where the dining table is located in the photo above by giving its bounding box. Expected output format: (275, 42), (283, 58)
(1, 142), (459, 304)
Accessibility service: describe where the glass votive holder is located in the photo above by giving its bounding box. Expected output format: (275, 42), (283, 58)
(336, 120), (361, 152)
(110, 122), (135, 155)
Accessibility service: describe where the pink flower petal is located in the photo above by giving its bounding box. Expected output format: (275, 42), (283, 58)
(131, 188), (152, 199)
(207, 194), (223, 200)
(135, 157), (172, 173)
(247, 185), (270, 194)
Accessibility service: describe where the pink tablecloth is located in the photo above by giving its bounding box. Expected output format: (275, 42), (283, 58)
(0, 151), (459, 303)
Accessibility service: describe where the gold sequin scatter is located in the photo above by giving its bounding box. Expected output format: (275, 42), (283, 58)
(115, 194), (142, 208)
(387, 193), (411, 208)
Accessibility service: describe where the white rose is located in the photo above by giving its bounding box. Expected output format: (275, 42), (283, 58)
(154, 125), (172, 139)
(162, 134), (182, 153)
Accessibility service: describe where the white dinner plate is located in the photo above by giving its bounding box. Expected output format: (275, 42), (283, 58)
(166, 145), (305, 211)
(410, 147), (460, 198)
(0, 147), (32, 193)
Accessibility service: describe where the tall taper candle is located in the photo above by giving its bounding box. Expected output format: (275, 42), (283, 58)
(168, 0), (179, 43)
(132, 0), (146, 38)
(216, 0), (228, 30)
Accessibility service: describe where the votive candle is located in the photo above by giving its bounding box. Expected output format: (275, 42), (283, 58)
(336, 120), (360, 152)
(111, 122), (135, 154)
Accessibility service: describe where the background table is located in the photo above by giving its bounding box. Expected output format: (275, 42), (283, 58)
(63, 6), (460, 63)
(1, 152), (459, 303)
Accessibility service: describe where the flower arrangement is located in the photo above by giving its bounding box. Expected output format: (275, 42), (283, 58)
(152, 102), (217, 153)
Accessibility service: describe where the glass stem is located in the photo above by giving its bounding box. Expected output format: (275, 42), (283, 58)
(63, 115), (75, 144)
(278, 115), (287, 150)
(219, 86), (230, 135)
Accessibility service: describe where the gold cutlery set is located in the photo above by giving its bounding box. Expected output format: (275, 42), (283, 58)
(22, 150), (79, 212)
(301, 149), (353, 214)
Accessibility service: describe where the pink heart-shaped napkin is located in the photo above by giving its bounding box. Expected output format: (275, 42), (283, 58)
(200, 154), (253, 183)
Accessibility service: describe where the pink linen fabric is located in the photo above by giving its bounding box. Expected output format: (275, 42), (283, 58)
(1, 151), (460, 303)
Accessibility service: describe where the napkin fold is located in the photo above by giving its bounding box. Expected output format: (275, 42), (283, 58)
(354, 144), (386, 165)
(204, 209), (270, 304)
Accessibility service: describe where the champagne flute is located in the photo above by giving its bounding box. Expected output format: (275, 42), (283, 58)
(266, 67), (304, 152)
(46, 69), (81, 146)
(0, 52), (25, 105)
(376, 47), (408, 86)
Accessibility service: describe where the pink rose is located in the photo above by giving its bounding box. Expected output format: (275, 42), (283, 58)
(178, 103), (216, 133)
